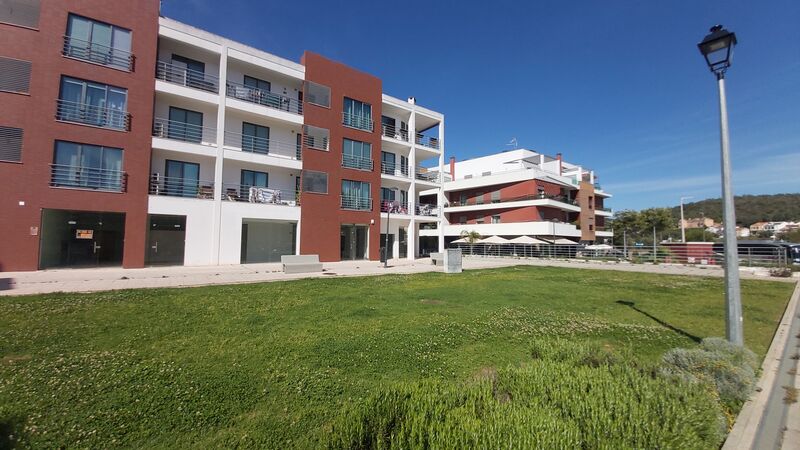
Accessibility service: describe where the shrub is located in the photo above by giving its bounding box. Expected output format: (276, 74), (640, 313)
(661, 337), (758, 412)
(327, 341), (725, 449)
(769, 267), (792, 278)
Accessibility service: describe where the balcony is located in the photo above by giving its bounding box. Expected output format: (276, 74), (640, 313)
(381, 123), (408, 141)
(50, 164), (127, 192)
(224, 130), (301, 160)
(56, 99), (130, 131)
(342, 154), (374, 171)
(415, 133), (440, 150)
(222, 183), (299, 206)
(380, 161), (410, 178)
(341, 195), (372, 211)
(342, 112), (374, 132)
(226, 80), (303, 115)
(415, 203), (439, 217)
(152, 117), (217, 145)
(149, 174), (214, 199)
(415, 168), (440, 183)
(62, 35), (134, 72)
(380, 200), (410, 215)
(155, 61), (219, 93)
(449, 192), (578, 208)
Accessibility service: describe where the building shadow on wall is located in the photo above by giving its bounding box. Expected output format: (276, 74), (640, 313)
(616, 300), (701, 343)
(0, 263), (13, 291)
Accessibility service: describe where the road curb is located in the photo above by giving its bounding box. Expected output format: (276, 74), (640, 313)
(723, 280), (800, 450)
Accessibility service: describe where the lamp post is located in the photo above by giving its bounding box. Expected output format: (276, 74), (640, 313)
(698, 24), (743, 346)
(382, 187), (399, 268)
(680, 196), (693, 243)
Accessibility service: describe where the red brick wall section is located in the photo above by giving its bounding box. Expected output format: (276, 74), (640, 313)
(300, 52), (382, 262)
(446, 179), (572, 224)
(578, 181), (596, 241)
(0, 0), (159, 271)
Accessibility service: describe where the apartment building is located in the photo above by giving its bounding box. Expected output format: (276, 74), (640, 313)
(421, 149), (612, 244)
(0, 1), (445, 271)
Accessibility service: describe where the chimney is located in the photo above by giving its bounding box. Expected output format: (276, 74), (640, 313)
(407, 97), (416, 105)
(449, 156), (456, 179)
(556, 153), (562, 176)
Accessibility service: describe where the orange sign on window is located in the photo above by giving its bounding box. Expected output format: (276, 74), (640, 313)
(75, 229), (94, 239)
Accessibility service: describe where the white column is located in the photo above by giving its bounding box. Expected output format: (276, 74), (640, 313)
(211, 48), (228, 265)
(437, 118), (445, 252)
(407, 110), (417, 259)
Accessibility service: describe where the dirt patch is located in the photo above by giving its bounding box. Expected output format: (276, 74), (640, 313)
(420, 299), (443, 305)
(783, 386), (798, 404)
(2, 355), (32, 365)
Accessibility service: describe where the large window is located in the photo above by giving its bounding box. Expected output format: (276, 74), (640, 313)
(52, 141), (123, 191)
(164, 160), (200, 198)
(64, 14), (132, 71)
(240, 169), (268, 198)
(342, 138), (372, 170)
(57, 76), (128, 130)
(242, 122), (269, 154)
(302, 170), (328, 194)
(167, 107), (203, 143)
(381, 151), (396, 175)
(343, 97), (373, 131)
(341, 180), (371, 210)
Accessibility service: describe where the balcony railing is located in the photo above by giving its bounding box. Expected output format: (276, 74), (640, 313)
(152, 117), (217, 145)
(223, 130), (300, 160)
(381, 123), (408, 141)
(222, 183), (299, 206)
(415, 203), (439, 217)
(226, 80), (303, 115)
(342, 154), (374, 171)
(380, 161), (410, 178)
(149, 174), (214, 199)
(62, 35), (134, 71)
(341, 195), (372, 211)
(380, 200), (410, 214)
(56, 99), (130, 131)
(50, 164), (127, 192)
(415, 133), (440, 149)
(448, 192), (579, 208)
(155, 61), (219, 93)
(597, 206), (612, 212)
(415, 168), (440, 183)
(342, 112), (374, 132)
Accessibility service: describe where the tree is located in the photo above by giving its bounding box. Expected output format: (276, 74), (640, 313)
(684, 228), (717, 242)
(778, 229), (800, 243)
(459, 230), (482, 255)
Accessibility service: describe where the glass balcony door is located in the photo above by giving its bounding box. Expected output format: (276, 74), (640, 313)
(168, 107), (203, 143)
(165, 160), (200, 197)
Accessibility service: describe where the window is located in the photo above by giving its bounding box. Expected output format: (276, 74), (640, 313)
(302, 170), (327, 194)
(343, 97), (373, 131)
(164, 160), (200, 197)
(167, 107), (203, 143)
(303, 125), (329, 151)
(400, 155), (409, 176)
(341, 180), (371, 210)
(482, 171), (491, 176)
(342, 138), (373, 170)
(491, 190), (501, 203)
(381, 187), (396, 201)
(57, 76), (128, 130)
(459, 216), (467, 224)
(244, 75), (270, 92)
(492, 215), (501, 224)
(0, 57), (31, 93)
(589, 224), (594, 231)
(0, 126), (23, 162)
(476, 219), (484, 224)
(240, 169), (268, 197)
(475, 192), (484, 204)
(242, 122), (269, 154)
(381, 151), (396, 175)
(52, 141), (123, 191)
(64, 14), (132, 71)
(0, 0), (40, 29)
(459, 192), (467, 205)
(588, 196), (594, 209)
(537, 186), (545, 197)
(305, 81), (330, 107)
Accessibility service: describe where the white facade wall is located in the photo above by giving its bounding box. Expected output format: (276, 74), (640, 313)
(218, 202), (300, 264)
(148, 196), (216, 265)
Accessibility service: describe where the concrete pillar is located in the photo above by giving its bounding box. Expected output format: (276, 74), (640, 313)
(407, 109), (417, 259)
(211, 48), (228, 264)
(438, 119), (446, 252)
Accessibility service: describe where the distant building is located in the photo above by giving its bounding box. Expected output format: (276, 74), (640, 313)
(681, 217), (716, 229)
(736, 226), (750, 238)
(749, 221), (770, 233)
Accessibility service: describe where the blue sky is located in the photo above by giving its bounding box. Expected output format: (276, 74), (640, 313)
(161, 0), (800, 211)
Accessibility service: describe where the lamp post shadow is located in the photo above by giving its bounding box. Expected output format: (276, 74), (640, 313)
(616, 300), (702, 343)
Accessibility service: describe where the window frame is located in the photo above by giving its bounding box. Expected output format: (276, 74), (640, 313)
(302, 170), (328, 194)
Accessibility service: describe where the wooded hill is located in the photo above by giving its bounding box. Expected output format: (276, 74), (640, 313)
(669, 193), (800, 226)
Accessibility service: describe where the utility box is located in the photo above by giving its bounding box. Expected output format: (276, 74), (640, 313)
(443, 248), (462, 273)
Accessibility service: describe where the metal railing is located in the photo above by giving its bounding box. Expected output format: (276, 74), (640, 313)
(415, 203), (439, 217)
(415, 168), (440, 183)
(415, 133), (440, 149)
(63, 35), (134, 71)
(221, 183), (299, 206)
(226, 80), (303, 115)
(449, 243), (792, 268)
(380, 200), (410, 214)
(303, 134), (328, 151)
(381, 123), (409, 141)
(149, 174), (214, 199)
(380, 161), (410, 178)
(223, 130), (301, 160)
(56, 99), (130, 131)
(50, 164), (127, 192)
(342, 112), (374, 131)
(448, 192), (578, 208)
(152, 117), (216, 144)
(341, 195), (372, 211)
(155, 61), (219, 93)
(342, 154), (374, 171)
(597, 206), (612, 212)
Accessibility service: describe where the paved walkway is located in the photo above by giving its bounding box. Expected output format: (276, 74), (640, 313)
(0, 256), (794, 296)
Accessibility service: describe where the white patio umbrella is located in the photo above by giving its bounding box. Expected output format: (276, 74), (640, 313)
(508, 236), (549, 245)
(585, 244), (613, 250)
(552, 238), (578, 245)
(451, 237), (470, 244)
(478, 235), (510, 244)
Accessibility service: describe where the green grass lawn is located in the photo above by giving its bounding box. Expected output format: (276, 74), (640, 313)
(0, 266), (794, 448)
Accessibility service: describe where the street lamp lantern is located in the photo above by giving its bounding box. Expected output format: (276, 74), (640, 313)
(698, 25), (737, 77)
(698, 24), (743, 346)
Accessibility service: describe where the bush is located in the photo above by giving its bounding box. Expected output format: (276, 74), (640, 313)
(327, 341), (725, 449)
(769, 267), (792, 278)
(661, 337), (758, 412)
